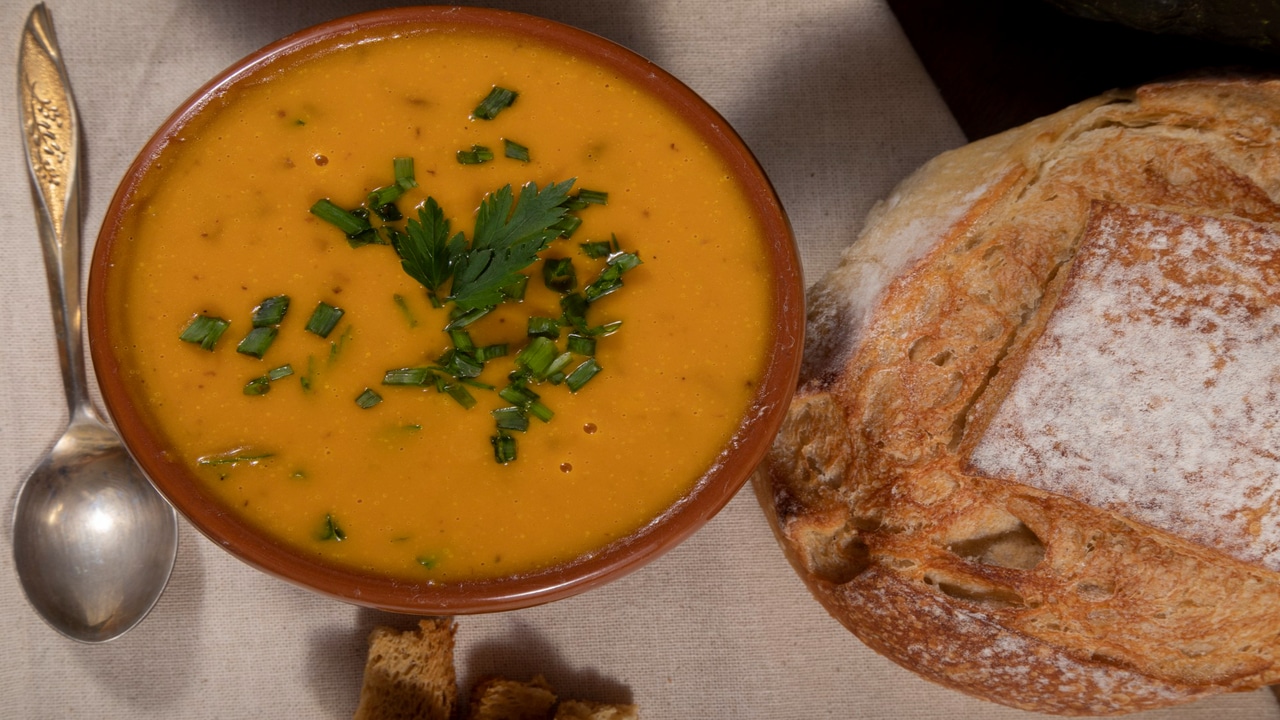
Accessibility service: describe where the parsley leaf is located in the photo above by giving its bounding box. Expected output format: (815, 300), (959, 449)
(448, 179), (577, 311)
(392, 198), (465, 307)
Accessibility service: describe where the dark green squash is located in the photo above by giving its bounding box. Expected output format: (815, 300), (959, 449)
(1045, 0), (1280, 52)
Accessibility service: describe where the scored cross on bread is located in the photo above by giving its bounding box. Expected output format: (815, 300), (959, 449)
(755, 78), (1280, 715)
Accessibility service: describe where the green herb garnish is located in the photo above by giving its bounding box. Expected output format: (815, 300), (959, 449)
(473, 86), (517, 120)
(243, 376), (271, 396)
(542, 257), (576, 293)
(565, 358), (602, 392)
(503, 139), (530, 162)
(251, 295), (290, 327)
(574, 189), (609, 206)
(310, 145), (640, 462)
(236, 326), (278, 359)
(392, 293), (418, 327)
(392, 198), (460, 308)
(584, 251), (642, 302)
(355, 388), (382, 409)
(197, 449), (274, 466)
(393, 156), (417, 189)
(179, 314), (230, 351)
(310, 199), (371, 237)
(527, 316), (561, 340)
(492, 406), (529, 432)
(491, 430), (517, 463)
(456, 145), (495, 165)
(305, 302), (344, 338)
(383, 367), (434, 386)
(268, 364), (294, 381)
(319, 514), (346, 542)
(566, 333), (596, 356)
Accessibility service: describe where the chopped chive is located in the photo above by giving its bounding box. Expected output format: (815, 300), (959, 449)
(368, 184), (404, 208)
(310, 198), (371, 237)
(436, 348), (484, 379)
(392, 293), (417, 328)
(300, 355), (316, 392)
(575, 189), (609, 206)
(547, 352), (573, 378)
(547, 371), (567, 385)
(251, 295), (290, 327)
(475, 344), (509, 362)
(456, 145), (495, 165)
(383, 367), (434, 386)
(235, 326), (278, 359)
(588, 320), (623, 337)
(449, 329), (476, 354)
(394, 156), (417, 189)
(305, 302), (344, 338)
(527, 316), (561, 339)
(444, 383), (477, 409)
(445, 305), (492, 330)
(491, 431), (517, 463)
(243, 376), (271, 396)
(516, 336), (558, 378)
(499, 383), (540, 406)
(609, 251), (643, 273)
(197, 450), (274, 466)
(542, 257), (577, 293)
(417, 555), (438, 569)
(372, 202), (402, 223)
(553, 214), (582, 238)
(565, 358), (602, 392)
(319, 514), (346, 542)
(560, 292), (589, 332)
(503, 139), (530, 162)
(579, 240), (614, 259)
(567, 333), (596, 356)
(179, 314), (231, 351)
(346, 227), (386, 248)
(355, 388), (382, 409)
(584, 251), (642, 302)
(473, 86), (517, 120)
(492, 406), (530, 432)
(268, 364), (294, 381)
(462, 378), (496, 391)
(329, 326), (353, 363)
(528, 400), (554, 423)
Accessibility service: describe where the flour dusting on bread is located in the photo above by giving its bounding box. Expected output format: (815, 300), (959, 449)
(970, 202), (1280, 570)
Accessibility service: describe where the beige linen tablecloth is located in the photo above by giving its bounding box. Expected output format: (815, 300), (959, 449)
(1, 1), (1276, 718)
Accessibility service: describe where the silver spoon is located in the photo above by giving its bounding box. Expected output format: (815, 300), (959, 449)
(11, 3), (177, 643)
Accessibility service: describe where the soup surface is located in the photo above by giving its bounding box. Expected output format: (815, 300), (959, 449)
(106, 24), (774, 581)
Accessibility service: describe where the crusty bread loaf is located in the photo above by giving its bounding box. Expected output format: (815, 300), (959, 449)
(754, 77), (1280, 715)
(353, 618), (457, 720)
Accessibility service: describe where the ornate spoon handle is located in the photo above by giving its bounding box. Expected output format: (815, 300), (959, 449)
(19, 3), (89, 419)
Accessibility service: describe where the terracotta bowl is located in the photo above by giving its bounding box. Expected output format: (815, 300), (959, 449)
(87, 6), (803, 614)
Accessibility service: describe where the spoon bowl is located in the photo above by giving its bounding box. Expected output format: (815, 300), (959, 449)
(13, 411), (178, 642)
(12, 3), (178, 642)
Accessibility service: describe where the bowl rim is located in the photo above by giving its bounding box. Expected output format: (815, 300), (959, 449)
(87, 5), (804, 614)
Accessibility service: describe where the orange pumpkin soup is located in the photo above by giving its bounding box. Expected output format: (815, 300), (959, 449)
(104, 24), (774, 581)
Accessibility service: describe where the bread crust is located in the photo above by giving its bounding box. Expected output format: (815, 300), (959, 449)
(755, 78), (1280, 715)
